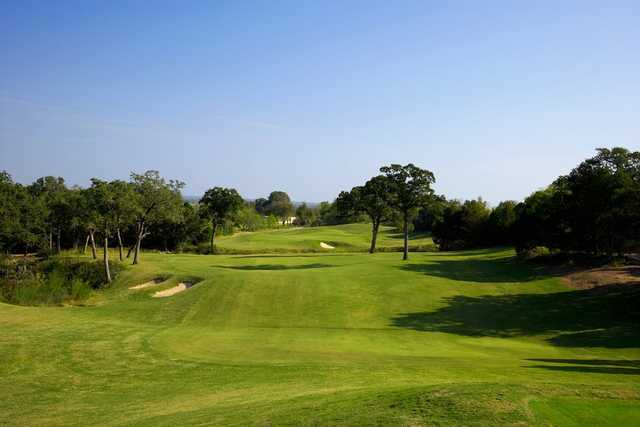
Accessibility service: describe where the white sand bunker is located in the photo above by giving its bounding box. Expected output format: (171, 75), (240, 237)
(130, 279), (165, 290)
(320, 242), (335, 249)
(152, 282), (193, 298)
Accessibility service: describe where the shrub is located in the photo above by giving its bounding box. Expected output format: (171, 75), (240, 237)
(0, 257), (118, 306)
(70, 278), (92, 301)
(41, 258), (123, 289)
(517, 246), (551, 260)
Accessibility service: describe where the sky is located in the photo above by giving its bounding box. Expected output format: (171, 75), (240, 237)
(1, 1), (639, 204)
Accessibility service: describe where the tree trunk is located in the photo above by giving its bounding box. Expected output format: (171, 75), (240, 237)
(369, 220), (380, 254)
(89, 230), (97, 259)
(49, 230), (53, 251)
(103, 234), (111, 283)
(116, 228), (124, 261)
(56, 227), (61, 253)
(403, 215), (409, 261)
(210, 223), (218, 252)
(128, 222), (141, 258)
(83, 234), (90, 254)
(133, 223), (145, 265)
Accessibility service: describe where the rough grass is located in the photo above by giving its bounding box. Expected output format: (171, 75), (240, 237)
(0, 228), (639, 425)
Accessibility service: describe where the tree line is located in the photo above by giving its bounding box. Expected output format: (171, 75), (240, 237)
(2, 146), (637, 275)
(423, 147), (640, 258)
(0, 170), (353, 281)
(336, 147), (640, 260)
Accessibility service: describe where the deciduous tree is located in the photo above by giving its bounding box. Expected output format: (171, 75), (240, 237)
(337, 175), (394, 253)
(199, 187), (244, 251)
(266, 191), (294, 225)
(129, 171), (184, 264)
(380, 164), (435, 260)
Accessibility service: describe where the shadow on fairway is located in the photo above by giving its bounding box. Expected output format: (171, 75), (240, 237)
(527, 358), (640, 368)
(213, 263), (334, 271)
(399, 257), (553, 283)
(390, 284), (640, 348)
(526, 358), (640, 375)
(386, 231), (431, 240)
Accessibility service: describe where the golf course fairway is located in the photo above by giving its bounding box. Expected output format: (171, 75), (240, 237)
(1, 239), (638, 425)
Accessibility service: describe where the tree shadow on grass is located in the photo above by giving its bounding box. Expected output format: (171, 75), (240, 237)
(390, 284), (640, 348)
(213, 263), (334, 271)
(400, 257), (555, 283)
(527, 358), (640, 368)
(385, 231), (432, 240)
(525, 358), (640, 375)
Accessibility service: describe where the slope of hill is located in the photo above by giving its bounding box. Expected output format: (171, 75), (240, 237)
(0, 227), (638, 425)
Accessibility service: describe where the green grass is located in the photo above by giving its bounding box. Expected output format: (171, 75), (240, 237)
(215, 223), (435, 252)
(1, 225), (639, 425)
(531, 398), (640, 427)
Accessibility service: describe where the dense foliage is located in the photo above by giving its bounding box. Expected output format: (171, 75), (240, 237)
(429, 147), (640, 256)
(513, 147), (640, 256)
(0, 255), (122, 305)
(2, 147), (637, 261)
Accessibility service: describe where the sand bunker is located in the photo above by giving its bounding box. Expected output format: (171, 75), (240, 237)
(320, 242), (335, 249)
(152, 282), (193, 298)
(130, 278), (165, 290)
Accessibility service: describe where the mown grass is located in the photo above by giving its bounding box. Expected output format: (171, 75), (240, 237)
(0, 226), (638, 425)
(214, 223), (435, 253)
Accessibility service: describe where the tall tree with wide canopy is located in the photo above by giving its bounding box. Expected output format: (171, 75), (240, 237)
(266, 191), (294, 225)
(129, 171), (185, 265)
(337, 175), (394, 253)
(199, 187), (244, 251)
(380, 164), (435, 260)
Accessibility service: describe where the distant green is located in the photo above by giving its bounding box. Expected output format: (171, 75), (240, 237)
(215, 222), (435, 252)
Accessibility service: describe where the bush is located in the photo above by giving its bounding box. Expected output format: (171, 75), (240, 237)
(0, 256), (121, 306)
(41, 258), (123, 289)
(5, 272), (78, 306)
(70, 278), (92, 301)
(516, 246), (551, 260)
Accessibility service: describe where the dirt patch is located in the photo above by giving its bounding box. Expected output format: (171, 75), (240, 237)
(563, 266), (640, 290)
(320, 242), (335, 249)
(152, 282), (193, 298)
(130, 278), (165, 290)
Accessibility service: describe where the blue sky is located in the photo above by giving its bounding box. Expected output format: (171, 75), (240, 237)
(1, 1), (638, 204)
